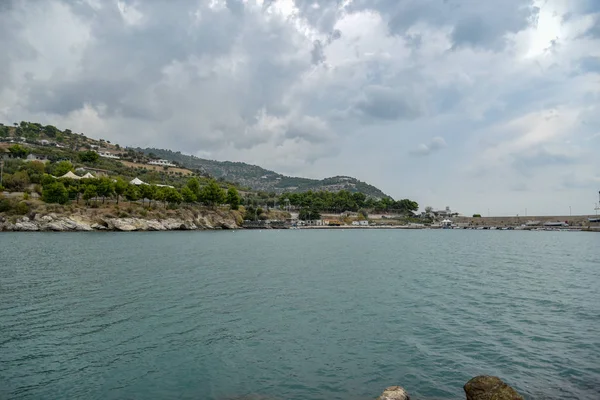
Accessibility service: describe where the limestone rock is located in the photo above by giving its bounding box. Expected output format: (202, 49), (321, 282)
(377, 386), (410, 400)
(107, 218), (139, 231)
(91, 223), (108, 230)
(14, 221), (40, 231)
(46, 218), (93, 231)
(146, 220), (166, 231)
(464, 376), (523, 400)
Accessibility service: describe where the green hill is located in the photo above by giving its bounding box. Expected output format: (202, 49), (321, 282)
(136, 147), (391, 199)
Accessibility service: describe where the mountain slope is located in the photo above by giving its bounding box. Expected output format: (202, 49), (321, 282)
(137, 147), (390, 199)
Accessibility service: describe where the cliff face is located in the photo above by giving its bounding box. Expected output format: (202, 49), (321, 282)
(0, 207), (242, 232)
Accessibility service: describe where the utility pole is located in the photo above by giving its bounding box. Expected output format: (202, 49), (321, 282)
(569, 206), (572, 217)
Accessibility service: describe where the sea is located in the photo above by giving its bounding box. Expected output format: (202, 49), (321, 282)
(1, 230), (599, 399)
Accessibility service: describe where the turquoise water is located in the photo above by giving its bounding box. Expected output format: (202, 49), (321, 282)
(1, 230), (599, 399)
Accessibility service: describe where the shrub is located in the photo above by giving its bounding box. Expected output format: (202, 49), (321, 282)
(473, 214), (482, 218)
(42, 182), (69, 204)
(23, 192), (30, 200)
(0, 198), (13, 213)
(15, 202), (29, 215)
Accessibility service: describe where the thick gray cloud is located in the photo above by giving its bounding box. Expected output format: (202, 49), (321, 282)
(346, 0), (539, 49)
(353, 85), (422, 121)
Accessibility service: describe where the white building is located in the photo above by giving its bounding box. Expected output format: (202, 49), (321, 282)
(96, 150), (120, 159)
(352, 220), (369, 226)
(148, 159), (176, 167)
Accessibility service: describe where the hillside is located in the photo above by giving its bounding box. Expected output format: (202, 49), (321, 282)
(137, 148), (390, 199)
(0, 121), (390, 199)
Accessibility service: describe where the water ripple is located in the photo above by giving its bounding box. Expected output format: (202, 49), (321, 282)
(1, 230), (599, 399)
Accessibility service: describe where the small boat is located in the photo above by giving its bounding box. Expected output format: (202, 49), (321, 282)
(588, 218), (600, 223)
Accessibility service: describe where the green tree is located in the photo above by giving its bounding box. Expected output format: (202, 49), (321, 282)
(3, 170), (30, 191)
(66, 181), (82, 203)
(164, 187), (183, 205)
(78, 150), (100, 163)
(124, 184), (140, 202)
(8, 144), (29, 158)
(199, 179), (226, 207)
(154, 186), (167, 206)
(186, 177), (201, 198)
(358, 209), (369, 220)
(43, 125), (60, 138)
(226, 187), (241, 210)
(181, 186), (196, 203)
(82, 184), (98, 205)
(114, 178), (128, 204)
(96, 177), (114, 203)
(42, 182), (69, 204)
(51, 161), (73, 177)
(139, 184), (156, 205)
(299, 208), (320, 221)
(473, 214), (482, 218)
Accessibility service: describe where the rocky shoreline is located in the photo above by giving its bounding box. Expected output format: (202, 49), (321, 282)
(0, 210), (241, 232)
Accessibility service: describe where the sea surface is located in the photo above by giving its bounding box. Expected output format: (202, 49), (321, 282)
(1, 230), (599, 400)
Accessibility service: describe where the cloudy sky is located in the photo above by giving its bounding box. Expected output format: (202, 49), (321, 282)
(1, 0), (599, 215)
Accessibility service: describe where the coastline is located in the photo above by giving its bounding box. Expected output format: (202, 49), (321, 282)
(0, 208), (241, 232)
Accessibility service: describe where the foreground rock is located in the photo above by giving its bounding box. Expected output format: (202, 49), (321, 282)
(377, 386), (410, 400)
(464, 376), (523, 400)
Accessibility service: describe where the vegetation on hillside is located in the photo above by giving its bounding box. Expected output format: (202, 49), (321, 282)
(1, 121), (419, 220)
(137, 147), (391, 199)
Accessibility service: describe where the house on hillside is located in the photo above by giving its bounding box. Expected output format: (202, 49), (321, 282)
(96, 150), (120, 159)
(26, 154), (50, 163)
(148, 159), (176, 167)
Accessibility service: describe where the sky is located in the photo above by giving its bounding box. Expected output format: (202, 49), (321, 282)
(1, 0), (599, 216)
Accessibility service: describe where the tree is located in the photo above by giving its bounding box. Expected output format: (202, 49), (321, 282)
(44, 125), (60, 138)
(181, 186), (196, 203)
(425, 206), (433, 214)
(96, 177), (114, 203)
(186, 177), (201, 198)
(82, 184), (98, 205)
(124, 184), (140, 202)
(199, 179), (226, 207)
(358, 209), (369, 220)
(139, 184), (157, 205)
(42, 182), (69, 204)
(51, 161), (74, 177)
(154, 186), (167, 206)
(164, 187), (183, 205)
(114, 178), (128, 204)
(299, 208), (320, 221)
(78, 150), (99, 163)
(3, 170), (30, 191)
(473, 214), (482, 218)
(8, 144), (29, 158)
(226, 187), (241, 210)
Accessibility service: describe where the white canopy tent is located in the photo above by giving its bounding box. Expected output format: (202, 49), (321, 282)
(129, 177), (147, 185)
(59, 171), (81, 180)
(81, 172), (95, 179)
